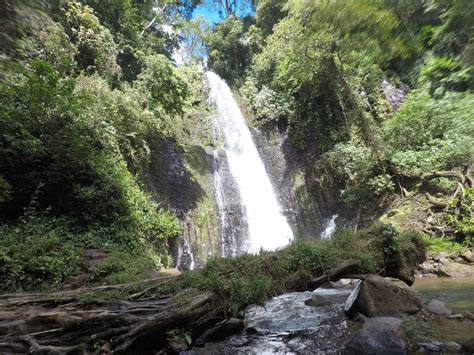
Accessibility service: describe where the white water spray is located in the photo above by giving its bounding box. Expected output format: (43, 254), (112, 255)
(206, 72), (293, 253)
(321, 214), (338, 239)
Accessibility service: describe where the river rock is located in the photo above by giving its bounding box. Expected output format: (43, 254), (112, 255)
(454, 257), (467, 264)
(460, 249), (474, 263)
(418, 340), (461, 353)
(433, 252), (447, 262)
(438, 261), (474, 277)
(460, 338), (474, 353)
(305, 295), (331, 307)
(461, 310), (474, 321)
(424, 299), (452, 316)
(440, 341), (461, 353)
(169, 340), (188, 353)
(420, 261), (432, 272)
(194, 318), (244, 345)
(345, 317), (407, 354)
(346, 275), (422, 318)
(418, 340), (443, 353)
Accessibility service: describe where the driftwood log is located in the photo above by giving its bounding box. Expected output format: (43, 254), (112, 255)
(0, 264), (343, 353)
(0, 252), (417, 354)
(0, 275), (221, 354)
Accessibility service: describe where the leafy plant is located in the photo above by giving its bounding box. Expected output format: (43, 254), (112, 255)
(0, 216), (79, 290)
(60, 1), (121, 79)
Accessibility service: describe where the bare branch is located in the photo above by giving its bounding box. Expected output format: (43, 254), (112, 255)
(139, 4), (167, 38)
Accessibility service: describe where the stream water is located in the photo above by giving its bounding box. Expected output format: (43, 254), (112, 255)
(206, 72), (293, 254)
(412, 276), (474, 312)
(187, 278), (474, 354)
(191, 287), (354, 354)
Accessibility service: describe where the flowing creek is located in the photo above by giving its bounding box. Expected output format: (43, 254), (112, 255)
(187, 287), (355, 354)
(185, 278), (474, 354)
(412, 276), (474, 312)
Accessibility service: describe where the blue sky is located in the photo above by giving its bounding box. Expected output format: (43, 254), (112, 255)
(192, 2), (254, 25)
(192, 4), (221, 24)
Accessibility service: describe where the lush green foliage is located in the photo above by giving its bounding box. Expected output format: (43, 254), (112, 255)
(0, 216), (79, 290)
(0, 1), (191, 291)
(204, 15), (256, 83)
(384, 90), (473, 175)
(137, 224), (425, 315)
(61, 2), (121, 79)
(135, 54), (191, 115)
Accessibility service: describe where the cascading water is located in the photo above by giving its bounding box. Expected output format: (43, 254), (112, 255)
(211, 113), (241, 257)
(206, 71), (293, 253)
(321, 214), (338, 239)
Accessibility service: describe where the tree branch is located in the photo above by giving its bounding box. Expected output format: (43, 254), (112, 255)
(139, 4), (167, 38)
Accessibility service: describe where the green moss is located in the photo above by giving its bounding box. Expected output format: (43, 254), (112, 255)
(421, 235), (464, 256)
(190, 197), (219, 261)
(184, 145), (211, 177)
(92, 250), (156, 285)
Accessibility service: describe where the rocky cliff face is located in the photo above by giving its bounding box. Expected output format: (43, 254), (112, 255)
(253, 124), (339, 238)
(145, 136), (220, 269)
(144, 76), (340, 269)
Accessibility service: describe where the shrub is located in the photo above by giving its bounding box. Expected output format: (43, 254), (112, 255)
(92, 250), (155, 285)
(60, 1), (121, 79)
(368, 174), (395, 196)
(384, 90), (474, 175)
(0, 216), (79, 290)
(239, 76), (294, 125)
(321, 142), (376, 185)
(135, 54), (191, 115)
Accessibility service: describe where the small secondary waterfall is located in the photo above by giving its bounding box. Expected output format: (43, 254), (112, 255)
(206, 72), (293, 253)
(321, 214), (338, 239)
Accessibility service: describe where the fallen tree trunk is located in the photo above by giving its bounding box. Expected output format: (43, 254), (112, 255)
(0, 287), (219, 354)
(0, 235), (423, 354)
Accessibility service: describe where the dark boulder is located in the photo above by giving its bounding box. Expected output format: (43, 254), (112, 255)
(346, 275), (422, 318)
(460, 338), (474, 353)
(345, 317), (407, 354)
(169, 340), (188, 353)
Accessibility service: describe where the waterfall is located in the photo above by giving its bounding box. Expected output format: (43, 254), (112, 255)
(321, 214), (338, 239)
(206, 72), (293, 253)
(211, 113), (241, 257)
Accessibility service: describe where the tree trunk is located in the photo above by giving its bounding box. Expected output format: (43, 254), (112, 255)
(0, 247), (420, 353)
